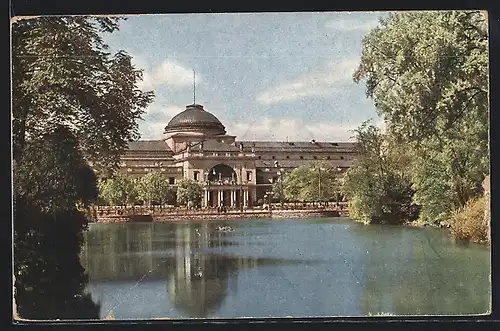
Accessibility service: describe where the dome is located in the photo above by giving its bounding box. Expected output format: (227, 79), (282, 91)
(164, 104), (226, 136)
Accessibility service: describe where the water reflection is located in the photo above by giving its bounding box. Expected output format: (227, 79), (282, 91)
(351, 224), (491, 315)
(81, 222), (310, 318)
(14, 207), (100, 320)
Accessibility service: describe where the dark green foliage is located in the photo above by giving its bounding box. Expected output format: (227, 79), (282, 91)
(352, 11), (489, 225)
(14, 191), (100, 320)
(342, 122), (418, 224)
(12, 16), (154, 175)
(12, 16), (153, 319)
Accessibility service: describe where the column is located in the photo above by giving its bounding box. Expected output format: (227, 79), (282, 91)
(243, 190), (248, 208)
(204, 189), (208, 208)
(230, 190), (235, 207)
(219, 190), (223, 207)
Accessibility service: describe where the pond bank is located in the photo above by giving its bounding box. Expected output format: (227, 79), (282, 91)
(94, 209), (347, 223)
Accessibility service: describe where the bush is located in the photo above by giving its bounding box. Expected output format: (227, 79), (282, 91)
(450, 197), (489, 244)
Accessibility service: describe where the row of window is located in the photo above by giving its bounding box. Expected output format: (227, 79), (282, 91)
(193, 171), (253, 181)
(258, 155), (345, 160)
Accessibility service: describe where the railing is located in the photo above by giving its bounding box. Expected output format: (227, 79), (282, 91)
(92, 202), (348, 217)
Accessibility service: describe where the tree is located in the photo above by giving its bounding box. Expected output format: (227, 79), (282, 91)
(14, 125), (99, 214)
(176, 179), (204, 208)
(282, 161), (340, 203)
(12, 17), (153, 319)
(137, 172), (172, 205)
(13, 126), (101, 320)
(354, 11), (488, 144)
(354, 11), (489, 223)
(341, 122), (418, 224)
(12, 16), (155, 175)
(98, 175), (138, 206)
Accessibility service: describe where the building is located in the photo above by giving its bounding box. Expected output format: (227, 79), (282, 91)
(119, 103), (357, 207)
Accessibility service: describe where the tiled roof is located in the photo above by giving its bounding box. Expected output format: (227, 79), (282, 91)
(126, 140), (172, 152)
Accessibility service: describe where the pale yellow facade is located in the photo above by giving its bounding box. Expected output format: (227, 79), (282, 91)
(119, 104), (357, 207)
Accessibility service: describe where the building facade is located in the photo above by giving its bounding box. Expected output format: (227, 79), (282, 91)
(119, 103), (357, 207)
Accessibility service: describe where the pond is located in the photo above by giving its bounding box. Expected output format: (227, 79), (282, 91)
(80, 217), (491, 319)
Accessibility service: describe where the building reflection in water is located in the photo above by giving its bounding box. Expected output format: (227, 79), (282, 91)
(81, 222), (303, 318)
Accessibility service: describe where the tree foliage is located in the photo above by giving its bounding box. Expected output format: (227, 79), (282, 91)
(137, 172), (172, 205)
(342, 122), (418, 224)
(12, 16), (154, 175)
(176, 179), (204, 208)
(282, 161), (341, 202)
(14, 125), (99, 214)
(11, 16), (153, 319)
(353, 11), (489, 224)
(98, 175), (138, 206)
(354, 11), (488, 143)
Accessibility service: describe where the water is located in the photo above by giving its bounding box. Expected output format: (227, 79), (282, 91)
(80, 218), (491, 319)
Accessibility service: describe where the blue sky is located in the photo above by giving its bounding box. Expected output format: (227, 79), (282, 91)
(102, 12), (388, 142)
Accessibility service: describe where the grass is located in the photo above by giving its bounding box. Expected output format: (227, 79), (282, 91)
(450, 196), (490, 244)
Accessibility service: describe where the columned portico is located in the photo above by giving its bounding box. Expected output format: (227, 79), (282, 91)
(202, 186), (255, 208)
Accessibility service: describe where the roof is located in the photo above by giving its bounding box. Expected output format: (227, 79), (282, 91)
(126, 140), (172, 152)
(201, 140), (241, 152)
(165, 104), (226, 135)
(236, 141), (357, 151)
(255, 159), (354, 169)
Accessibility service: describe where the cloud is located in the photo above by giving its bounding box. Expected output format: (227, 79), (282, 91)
(138, 103), (186, 139)
(255, 59), (359, 105)
(136, 103), (381, 142)
(225, 117), (359, 142)
(324, 17), (380, 31)
(135, 59), (199, 90)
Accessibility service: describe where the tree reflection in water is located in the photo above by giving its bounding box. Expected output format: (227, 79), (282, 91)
(82, 221), (309, 319)
(351, 224), (491, 315)
(14, 204), (100, 320)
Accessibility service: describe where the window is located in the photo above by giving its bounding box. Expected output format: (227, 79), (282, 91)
(300, 156), (304, 160)
(340, 156), (344, 160)
(258, 156), (262, 159)
(327, 156), (331, 160)
(272, 156), (276, 159)
(286, 155), (290, 159)
(273, 176), (279, 183)
(288, 142), (295, 146)
(313, 156), (317, 160)
(194, 171), (199, 181)
(169, 177), (175, 185)
(330, 143), (338, 146)
(247, 171), (252, 181)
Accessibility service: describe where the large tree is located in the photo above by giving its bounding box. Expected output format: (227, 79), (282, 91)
(11, 16), (153, 319)
(282, 161), (341, 203)
(353, 11), (489, 223)
(341, 122), (418, 224)
(354, 11), (488, 143)
(12, 16), (154, 175)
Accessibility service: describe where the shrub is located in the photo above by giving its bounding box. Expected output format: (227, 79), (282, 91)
(450, 196), (489, 244)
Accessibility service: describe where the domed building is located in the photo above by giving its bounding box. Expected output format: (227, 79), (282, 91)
(119, 103), (357, 207)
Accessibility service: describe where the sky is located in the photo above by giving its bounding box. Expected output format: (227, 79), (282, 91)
(102, 12), (389, 142)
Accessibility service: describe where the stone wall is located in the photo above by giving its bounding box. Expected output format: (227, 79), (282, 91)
(94, 209), (343, 223)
